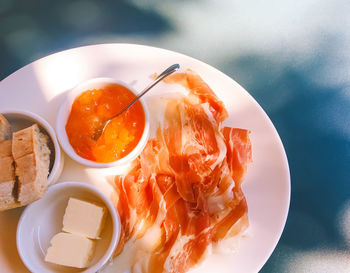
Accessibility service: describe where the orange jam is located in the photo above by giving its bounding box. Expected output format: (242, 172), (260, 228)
(65, 83), (145, 163)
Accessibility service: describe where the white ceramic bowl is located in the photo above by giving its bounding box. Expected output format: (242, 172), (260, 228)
(16, 181), (121, 273)
(56, 77), (150, 168)
(1, 109), (63, 185)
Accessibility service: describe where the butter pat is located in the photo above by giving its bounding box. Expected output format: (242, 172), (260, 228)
(63, 198), (106, 239)
(45, 232), (95, 268)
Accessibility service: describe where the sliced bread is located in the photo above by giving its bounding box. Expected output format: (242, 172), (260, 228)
(12, 124), (51, 161)
(13, 124), (50, 205)
(0, 156), (20, 211)
(15, 153), (48, 204)
(12, 125), (36, 159)
(0, 114), (12, 141)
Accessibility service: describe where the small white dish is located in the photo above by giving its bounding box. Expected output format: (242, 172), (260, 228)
(56, 77), (150, 168)
(1, 109), (63, 185)
(16, 181), (121, 273)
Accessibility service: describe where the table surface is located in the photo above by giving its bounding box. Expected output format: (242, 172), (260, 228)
(1, 1), (350, 272)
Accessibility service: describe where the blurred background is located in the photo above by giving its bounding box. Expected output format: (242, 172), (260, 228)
(1, 0), (350, 272)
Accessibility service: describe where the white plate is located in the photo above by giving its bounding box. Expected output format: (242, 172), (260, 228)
(0, 44), (290, 273)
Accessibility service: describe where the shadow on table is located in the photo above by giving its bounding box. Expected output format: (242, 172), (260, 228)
(0, 0), (173, 80)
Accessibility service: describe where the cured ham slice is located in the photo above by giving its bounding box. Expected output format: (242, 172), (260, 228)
(221, 127), (252, 186)
(113, 70), (252, 273)
(162, 100), (227, 202)
(163, 70), (228, 123)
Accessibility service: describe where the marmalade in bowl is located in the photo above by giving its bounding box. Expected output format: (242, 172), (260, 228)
(65, 83), (145, 163)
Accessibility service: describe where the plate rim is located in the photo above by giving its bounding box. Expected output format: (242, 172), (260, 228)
(1, 42), (291, 273)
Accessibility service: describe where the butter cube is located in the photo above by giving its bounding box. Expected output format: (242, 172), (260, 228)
(62, 198), (106, 239)
(45, 232), (95, 268)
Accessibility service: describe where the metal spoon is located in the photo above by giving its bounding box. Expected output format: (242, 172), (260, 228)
(93, 63), (180, 141)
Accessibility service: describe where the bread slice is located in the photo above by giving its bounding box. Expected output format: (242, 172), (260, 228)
(0, 156), (15, 186)
(13, 124), (50, 205)
(12, 125), (36, 159)
(0, 121), (19, 211)
(0, 114), (12, 141)
(16, 153), (49, 204)
(12, 124), (51, 162)
(0, 156), (20, 211)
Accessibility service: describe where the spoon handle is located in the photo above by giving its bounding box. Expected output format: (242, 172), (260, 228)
(117, 64), (180, 116)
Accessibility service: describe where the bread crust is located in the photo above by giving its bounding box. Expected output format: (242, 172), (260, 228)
(0, 155), (18, 211)
(0, 200), (21, 211)
(0, 114), (12, 141)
